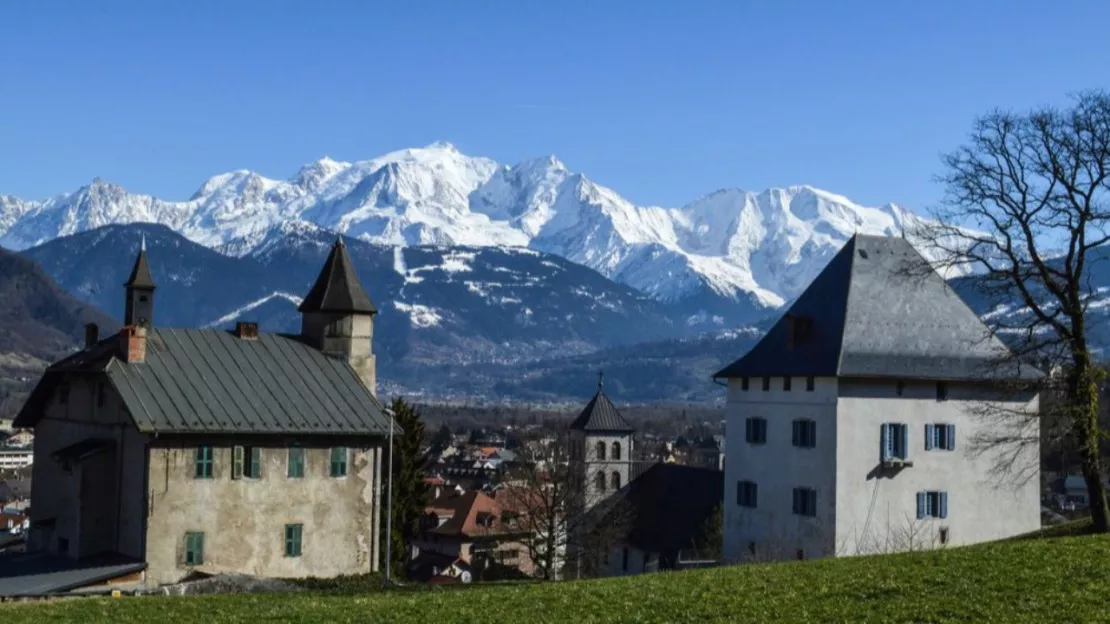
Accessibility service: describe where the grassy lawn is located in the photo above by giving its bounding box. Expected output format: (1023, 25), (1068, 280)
(5, 533), (1110, 623)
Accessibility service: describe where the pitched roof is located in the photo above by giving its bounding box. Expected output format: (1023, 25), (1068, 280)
(569, 384), (635, 433)
(602, 464), (723, 553)
(297, 238), (377, 315)
(15, 328), (392, 436)
(426, 491), (508, 538)
(124, 247), (156, 289)
(713, 234), (1042, 382)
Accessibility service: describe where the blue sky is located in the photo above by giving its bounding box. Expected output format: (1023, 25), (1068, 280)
(2, 1), (1108, 211)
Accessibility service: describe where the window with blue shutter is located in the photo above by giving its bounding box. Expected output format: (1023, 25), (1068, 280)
(792, 419), (816, 448)
(736, 481), (758, 508)
(925, 424), (956, 451)
(792, 487), (817, 516)
(746, 418), (767, 445)
(918, 491), (948, 518)
(882, 424), (909, 460)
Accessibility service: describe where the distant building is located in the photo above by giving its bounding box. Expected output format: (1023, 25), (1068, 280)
(12, 237), (396, 591)
(411, 490), (534, 582)
(714, 235), (1041, 562)
(0, 447), (33, 471)
(568, 373), (635, 513)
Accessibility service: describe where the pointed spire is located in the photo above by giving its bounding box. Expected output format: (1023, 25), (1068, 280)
(569, 372), (634, 433)
(298, 238), (377, 314)
(598, 369), (604, 391)
(125, 238), (156, 289)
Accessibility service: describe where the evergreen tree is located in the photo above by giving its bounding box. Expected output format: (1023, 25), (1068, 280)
(382, 397), (429, 578)
(430, 423), (453, 453)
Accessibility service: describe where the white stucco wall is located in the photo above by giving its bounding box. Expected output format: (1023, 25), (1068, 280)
(722, 376), (838, 563)
(834, 379), (1040, 555)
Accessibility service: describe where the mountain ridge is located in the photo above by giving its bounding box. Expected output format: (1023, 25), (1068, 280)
(0, 142), (925, 326)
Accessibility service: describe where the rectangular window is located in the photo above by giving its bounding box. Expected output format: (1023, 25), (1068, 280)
(916, 491), (949, 519)
(194, 446), (214, 479)
(741, 377), (750, 391)
(288, 448), (305, 478)
(791, 419), (817, 448)
(783, 377), (792, 391)
(736, 480), (758, 508)
(881, 423), (909, 461)
(896, 380), (905, 396)
(185, 532), (204, 566)
(936, 382), (949, 401)
(792, 487), (817, 517)
(924, 424), (956, 451)
(805, 376), (815, 392)
(246, 447), (261, 478)
(330, 447), (348, 477)
(284, 523), (303, 557)
(762, 377), (771, 391)
(745, 417), (767, 445)
(232, 445), (243, 480)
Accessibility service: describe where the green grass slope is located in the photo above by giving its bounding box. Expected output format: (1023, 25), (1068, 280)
(7, 534), (1110, 623)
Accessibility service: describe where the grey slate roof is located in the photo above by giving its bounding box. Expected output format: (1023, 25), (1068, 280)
(124, 248), (156, 289)
(570, 386), (635, 433)
(16, 328), (392, 436)
(298, 238), (377, 314)
(713, 234), (1042, 382)
(602, 463), (723, 553)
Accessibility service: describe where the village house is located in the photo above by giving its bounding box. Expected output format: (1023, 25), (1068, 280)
(714, 235), (1041, 562)
(410, 490), (534, 583)
(7, 236), (396, 592)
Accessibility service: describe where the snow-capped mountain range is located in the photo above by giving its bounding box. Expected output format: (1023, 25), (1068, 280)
(0, 142), (923, 323)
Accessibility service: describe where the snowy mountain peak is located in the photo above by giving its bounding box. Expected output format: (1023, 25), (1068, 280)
(0, 144), (929, 324)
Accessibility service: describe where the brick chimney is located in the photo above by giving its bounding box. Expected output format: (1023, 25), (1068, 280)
(120, 325), (147, 363)
(234, 321), (259, 340)
(84, 323), (99, 348)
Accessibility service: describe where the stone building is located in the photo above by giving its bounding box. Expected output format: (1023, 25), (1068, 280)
(13, 237), (395, 588)
(714, 235), (1041, 563)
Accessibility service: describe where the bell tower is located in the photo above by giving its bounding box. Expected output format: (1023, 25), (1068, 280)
(124, 234), (156, 327)
(299, 236), (379, 396)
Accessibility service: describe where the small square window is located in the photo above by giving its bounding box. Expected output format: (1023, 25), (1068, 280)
(896, 380), (905, 396)
(185, 532), (204, 566)
(805, 376), (815, 392)
(792, 419), (817, 448)
(792, 487), (817, 517)
(762, 377), (771, 391)
(783, 377), (792, 391)
(736, 480), (758, 508)
(745, 417), (767, 445)
(288, 448), (305, 478)
(936, 382), (949, 401)
(284, 523), (303, 557)
(741, 377), (749, 391)
(330, 448), (348, 478)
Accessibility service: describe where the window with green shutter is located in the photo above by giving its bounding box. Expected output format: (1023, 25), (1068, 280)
(284, 524), (302, 557)
(329, 447), (347, 477)
(234, 446), (262, 479)
(185, 532), (204, 565)
(194, 446), (214, 479)
(288, 448), (305, 478)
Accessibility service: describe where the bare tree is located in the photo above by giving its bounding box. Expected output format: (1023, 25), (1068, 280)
(915, 90), (1110, 531)
(499, 432), (636, 580)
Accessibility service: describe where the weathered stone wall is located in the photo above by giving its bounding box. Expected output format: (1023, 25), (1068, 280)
(144, 440), (382, 586)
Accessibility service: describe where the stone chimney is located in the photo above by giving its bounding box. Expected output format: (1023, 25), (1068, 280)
(84, 323), (99, 348)
(120, 325), (147, 363)
(234, 321), (259, 340)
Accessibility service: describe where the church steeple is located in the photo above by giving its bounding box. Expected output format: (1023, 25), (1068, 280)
(124, 235), (156, 327)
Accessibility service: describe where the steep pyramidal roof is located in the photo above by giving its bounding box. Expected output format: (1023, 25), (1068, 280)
(124, 238), (156, 289)
(714, 234), (1041, 382)
(298, 237), (377, 314)
(570, 374), (636, 433)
